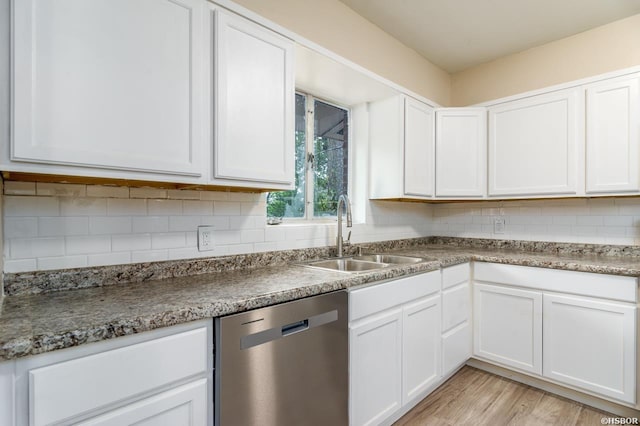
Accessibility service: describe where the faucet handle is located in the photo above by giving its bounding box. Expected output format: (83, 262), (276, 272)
(345, 231), (351, 245)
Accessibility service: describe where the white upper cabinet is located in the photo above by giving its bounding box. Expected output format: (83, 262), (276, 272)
(11, 0), (203, 178)
(435, 108), (487, 198)
(211, 9), (295, 188)
(585, 73), (640, 194)
(488, 88), (584, 197)
(404, 97), (435, 197)
(369, 95), (435, 199)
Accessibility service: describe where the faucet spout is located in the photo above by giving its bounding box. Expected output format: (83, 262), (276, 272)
(336, 195), (352, 257)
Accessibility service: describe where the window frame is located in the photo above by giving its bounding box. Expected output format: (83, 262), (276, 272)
(278, 91), (352, 223)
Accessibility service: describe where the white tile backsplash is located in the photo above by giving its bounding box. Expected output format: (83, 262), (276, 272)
(8, 181), (640, 274)
(431, 198), (640, 245)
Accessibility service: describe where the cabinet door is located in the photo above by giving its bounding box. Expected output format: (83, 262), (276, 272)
(350, 309), (402, 426)
(586, 73), (640, 194)
(402, 295), (441, 405)
(543, 293), (636, 404)
(488, 89), (583, 196)
(213, 10), (294, 186)
(12, 0), (203, 176)
(78, 379), (208, 426)
(473, 283), (542, 375)
(436, 108), (487, 197)
(404, 97), (435, 197)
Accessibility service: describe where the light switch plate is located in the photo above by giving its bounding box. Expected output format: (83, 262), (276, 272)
(493, 217), (506, 234)
(198, 225), (215, 251)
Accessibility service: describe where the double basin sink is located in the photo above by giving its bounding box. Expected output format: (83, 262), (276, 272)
(301, 254), (429, 273)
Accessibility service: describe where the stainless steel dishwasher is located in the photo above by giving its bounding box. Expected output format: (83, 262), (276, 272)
(215, 291), (348, 426)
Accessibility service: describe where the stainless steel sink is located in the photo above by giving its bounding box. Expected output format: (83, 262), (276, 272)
(302, 258), (388, 273)
(352, 254), (426, 264)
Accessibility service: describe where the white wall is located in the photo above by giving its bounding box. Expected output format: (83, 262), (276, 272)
(2, 182), (432, 273)
(432, 198), (640, 245)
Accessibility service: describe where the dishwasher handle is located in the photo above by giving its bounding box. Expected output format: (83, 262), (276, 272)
(240, 309), (338, 350)
(281, 319), (309, 336)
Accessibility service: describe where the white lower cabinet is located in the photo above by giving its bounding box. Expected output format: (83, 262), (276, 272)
(402, 295), (441, 405)
(543, 293), (636, 404)
(349, 271), (441, 426)
(2, 320), (213, 426)
(441, 263), (472, 376)
(350, 309), (403, 426)
(473, 283), (543, 375)
(473, 262), (638, 407)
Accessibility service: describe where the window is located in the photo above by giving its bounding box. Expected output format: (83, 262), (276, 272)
(267, 93), (349, 220)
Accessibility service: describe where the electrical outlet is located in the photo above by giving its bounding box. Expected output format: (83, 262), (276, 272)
(198, 225), (215, 251)
(493, 217), (506, 234)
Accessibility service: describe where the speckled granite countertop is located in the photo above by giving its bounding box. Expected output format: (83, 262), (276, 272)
(1, 237), (639, 362)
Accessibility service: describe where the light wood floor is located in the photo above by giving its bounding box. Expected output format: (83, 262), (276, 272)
(395, 366), (617, 426)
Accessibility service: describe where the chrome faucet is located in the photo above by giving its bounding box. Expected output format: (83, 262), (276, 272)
(336, 194), (352, 257)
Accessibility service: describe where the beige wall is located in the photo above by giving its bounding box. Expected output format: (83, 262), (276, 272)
(451, 13), (640, 106)
(233, 0), (451, 106)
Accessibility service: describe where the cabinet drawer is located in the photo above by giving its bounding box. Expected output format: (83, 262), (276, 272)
(30, 327), (208, 426)
(474, 262), (637, 303)
(77, 379), (208, 426)
(350, 271), (440, 322)
(442, 263), (469, 289)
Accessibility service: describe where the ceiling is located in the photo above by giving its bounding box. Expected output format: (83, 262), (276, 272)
(338, 0), (640, 73)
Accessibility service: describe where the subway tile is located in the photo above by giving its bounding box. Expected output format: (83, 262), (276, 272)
(603, 216), (634, 226)
(37, 255), (87, 271)
(66, 236), (111, 255)
(86, 185), (129, 198)
(186, 231), (197, 247)
(167, 189), (201, 200)
(133, 217), (169, 233)
(240, 202), (266, 216)
(11, 238), (65, 259)
(241, 229), (264, 243)
(4, 259), (38, 273)
(229, 216), (255, 230)
(576, 216), (604, 226)
(214, 201), (241, 216)
(169, 216), (204, 232)
(572, 226), (599, 236)
(39, 217), (89, 237)
(228, 192), (262, 202)
(168, 247), (213, 260)
(254, 241), (278, 252)
(183, 200), (214, 216)
(4, 217), (38, 238)
(148, 199), (182, 216)
(36, 183), (86, 197)
(264, 226), (285, 242)
(151, 233), (186, 249)
(5, 196), (60, 216)
(4, 181), (36, 195)
(215, 230), (242, 245)
(88, 252), (132, 267)
(552, 216), (577, 225)
(112, 234), (151, 252)
(60, 198), (107, 216)
(130, 187), (168, 199)
(481, 208), (502, 216)
(201, 216), (230, 230)
(107, 199), (147, 216)
(224, 243), (255, 255)
(89, 217), (132, 235)
(199, 191), (229, 201)
(131, 250), (169, 262)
